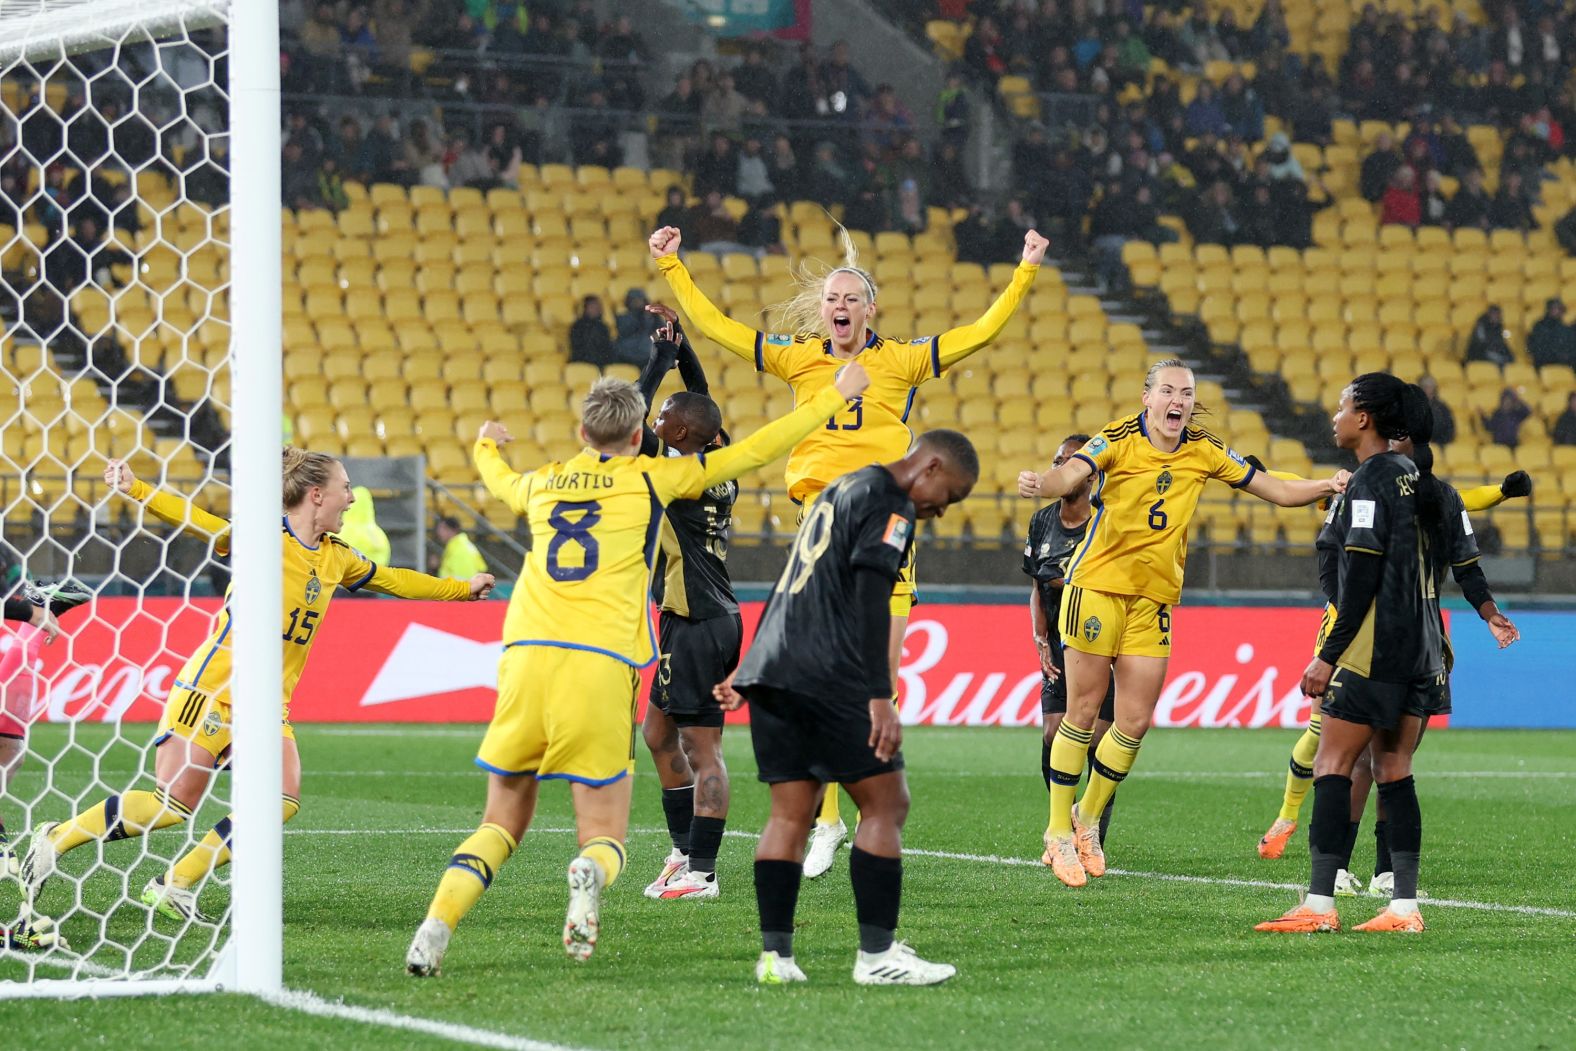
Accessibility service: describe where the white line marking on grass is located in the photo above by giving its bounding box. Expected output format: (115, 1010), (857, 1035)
(263, 989), (596, 1051)
(284, 826), (1576, 918)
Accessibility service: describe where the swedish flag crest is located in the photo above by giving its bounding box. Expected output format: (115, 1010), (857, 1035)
(304, 570), (321, 606)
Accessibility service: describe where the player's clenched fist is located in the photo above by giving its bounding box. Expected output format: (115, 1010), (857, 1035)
(466, 574), (496, 600)
(104, 458), (136, 494)
(1017, 469), (1043, 499)
(713, 672), (745, 711)
(833, 361), (870, 400)
(1022, 229), (1050, 265)
(477, 420), (513, 445)
(648, 226), (682, 259)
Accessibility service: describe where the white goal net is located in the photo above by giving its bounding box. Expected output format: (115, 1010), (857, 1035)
(0, 0), (282, 997)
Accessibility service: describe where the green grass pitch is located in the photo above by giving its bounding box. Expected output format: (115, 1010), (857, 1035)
(3, 724), (1573, 1050)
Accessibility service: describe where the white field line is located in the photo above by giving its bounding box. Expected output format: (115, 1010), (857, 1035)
(281, 824), (1576, 918)
(261, 989), (597, 1051)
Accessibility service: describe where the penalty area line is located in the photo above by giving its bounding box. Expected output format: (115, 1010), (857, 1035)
(262, 989), (597, 1051)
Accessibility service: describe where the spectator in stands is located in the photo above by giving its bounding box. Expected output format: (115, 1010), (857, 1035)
(842, 148), (887, 233)
(964, 16), (1007, 83)
(864, 84), (914, 152)
(732, 46), (779, 113)
(1178, 9), (1230, 70)
(615, 289), (660, 364)
(1091, 181), (1168, 289)
(436, 516), (488, 581)
(330, 117), (366, 183)
(1528, 299), (1576, 369)
(445, 130), (497, 191)
(936, 70), (970, 152)
(1445, 168), (1492, 230)
(994, 195), (1038, 260)
(339, 6), (378, 90)
(1489, 170), (1536, 231)
(1420, 170), (1450, 225)
(1555, 204), (1576, 256)
(930, 140), (971, 211)
(298, 3), (344, 93)
(372, 0), (415, 94)
(739, 200), (785, 251)
(703, 72), (749, 137)
(340, 488), (392, 571)
(1183, 81), (1229, 138)
(1219, 74), (1263, 142)
(569, 296), (615, 367)
(1483, 387), (1532, 447)
(781, 42), (827, 124)
(1262, 132), (1302, 182)
(1286, 79), (1335, 146)
(1466, 305), (1514, 366)
(1419, 375), (1456, 445)
(767, 135), (800, 203)
(693, 132), (736, 199)
(315, 156), (349, 212)
(1252, 0), (1292, 54)
(1114, 19), (1151, 78)
(1360, 131), (1403, 202)
(1380, 166), (1422, 228)
(736, 136), (774, 204)
(655, 186), (687, 231)
(1040, 145), (1094, 247)
(1553, 392), (1576, 445)
(952, 203), (993, 266)
(358, 114), (406, 185)
(483, 123), (523, 189)
(822, 40), (872, 119)
(1187, 179), (1245, 245)
(597, 15), (648, 109)
(806, 140), (849, 207)
(403, 118), (446, 188)
(570, 89), (624, 168)
(1436, 114), (1480, 177)
(281, 141), (319, 210)
(687, 189), (749, 254)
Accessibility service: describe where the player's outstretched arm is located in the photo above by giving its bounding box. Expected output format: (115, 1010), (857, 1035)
(360, 564), (494, 601)
(472, 421), (532, 516)
(1017, 454), (1093, 501)
(1241, 470), (1344, 507)
(932, 229), (1047, 370)
(683, 363), (870, 494)
(1460, 469), (1530, 512)
(105, 457), (233, 555)
(649, 227), (762, 362)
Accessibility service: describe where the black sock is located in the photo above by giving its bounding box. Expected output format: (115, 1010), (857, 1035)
(661, 786), (694, 854)
(755, 858), (802, 956)
(1098, 795), (1115, 845)
(1377, 776), (1421, 900)
(849, 846), (902, 954)
(1373, 819), (1392, 877)
(1040, 741), (1052, 792)
(1338, 819), (1362, 872)
(688, 816), (726, 875)
(1308, 775), (1352, 899)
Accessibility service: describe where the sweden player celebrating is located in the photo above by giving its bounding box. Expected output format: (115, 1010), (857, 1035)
(1017, 359), (1346, 887)
(406, 364), (869, 974)
(650, 222), (1048, 875)
(21, 451), (494, 922)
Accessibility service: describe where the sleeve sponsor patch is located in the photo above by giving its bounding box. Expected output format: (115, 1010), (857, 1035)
(882, 514), (913, 551)
(764, 333), (793, 346)
(1461, 510), (1474, 536)
(1085, 435), (1109, 456)
(1228, 447), (1247, 466)
(1351, 499), (1376, 528)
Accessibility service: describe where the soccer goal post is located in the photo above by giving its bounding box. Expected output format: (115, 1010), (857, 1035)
(0, 0), (281, 998)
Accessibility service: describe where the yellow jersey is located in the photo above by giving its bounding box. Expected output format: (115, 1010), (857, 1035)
(657, 254), (1039, 502)
(127, 480), (472, 704)
(1066, 415), (1255, 606)
(478, 384), (849, 667)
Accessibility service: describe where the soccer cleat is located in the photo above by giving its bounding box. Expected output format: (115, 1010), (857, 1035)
(657, 869), (718, 900)
(563, 856), (603, 962)
(1257, 818), (1298, 860)
(755, 950), (807, 984)
(18, 821), (60, 904)
(1367, 871), (1395, 898)
(853, 941), (957, 986)
(1254, 904), (1342, 933)
(1070, 807), (1106, 878)
(23, 578), (92, 617)
(405, 917), (452, 976)
(1334, 869), (1364, 896)
(642, 848), (689, 900)
(141, 875), (212, 924)
(1354, 907), (1425, 933)
(1042, 831), (1087, 888)
(802, 819), (846, 879)
(2, 910), (68, 952)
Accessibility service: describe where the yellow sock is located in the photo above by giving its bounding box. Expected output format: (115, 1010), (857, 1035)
(1279, 710), (1321, 821)
(578, 836), (625, 889)
(1047, 721), (1094, 836)
(1077, 728), (1142, 826)
(168, 794), (299, 890)
(426, 822), (518, 930)
(50, 789), (192, 854)
(817, 786), (841, 825)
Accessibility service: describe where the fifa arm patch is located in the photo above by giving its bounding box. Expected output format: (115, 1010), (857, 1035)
(1461, 510), (1474, 535)
(882, 514), (912, 551)
(1351, 499), (1376, 528)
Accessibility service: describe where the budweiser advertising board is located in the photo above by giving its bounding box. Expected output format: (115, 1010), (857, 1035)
(5, 597), (1451, 730)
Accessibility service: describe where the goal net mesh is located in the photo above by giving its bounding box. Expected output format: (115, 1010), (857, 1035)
(1, 0), (236, 986)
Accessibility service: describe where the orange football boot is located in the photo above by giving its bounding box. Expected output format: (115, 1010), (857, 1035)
(1254, 904), (1341, 933)
(1071, 808), (1106, 877)
(1354, 908), (1425, 932)
(1257, 818), (1298, 860)
(1042, 832), (1088, 888)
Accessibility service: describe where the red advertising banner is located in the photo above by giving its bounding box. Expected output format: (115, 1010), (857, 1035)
(8, 597), (1439, 730)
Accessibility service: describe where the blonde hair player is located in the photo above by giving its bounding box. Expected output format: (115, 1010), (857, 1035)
(1016, 359), (1347, 887)
(650, 221), (1049, 876)
(406, 366), (869, 974)
(20, 451), (494, 923)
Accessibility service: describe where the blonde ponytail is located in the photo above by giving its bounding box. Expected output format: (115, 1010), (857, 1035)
(282, 447), (339, 508)
(767, 217), (878, 336)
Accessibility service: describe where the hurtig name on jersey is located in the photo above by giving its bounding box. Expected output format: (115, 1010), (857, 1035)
(543, 471), (617, 492)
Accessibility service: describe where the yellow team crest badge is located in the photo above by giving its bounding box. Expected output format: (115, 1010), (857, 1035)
(304, 570), (321, 606)
(1156, 470), (1173, 495)
(1082, 616), (1102, 642)
(201, 710), (222, 737)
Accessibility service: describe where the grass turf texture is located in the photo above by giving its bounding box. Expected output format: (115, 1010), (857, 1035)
(2, 725), (1573, 1051)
